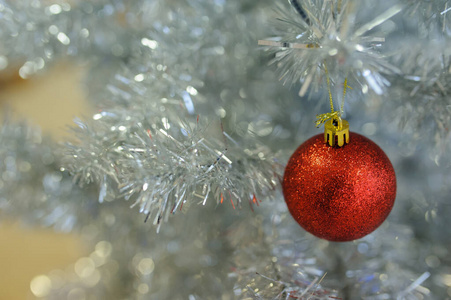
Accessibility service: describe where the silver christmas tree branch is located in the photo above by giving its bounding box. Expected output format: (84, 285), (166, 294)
(62, 1), (287, 227)
(65, 110), (283, 229)
(259, 0), (402, 96)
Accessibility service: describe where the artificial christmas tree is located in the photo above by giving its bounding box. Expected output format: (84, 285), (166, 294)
(1, 0), (450, 298)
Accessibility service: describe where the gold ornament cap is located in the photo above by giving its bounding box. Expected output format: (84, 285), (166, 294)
(324, 117), (349, 147)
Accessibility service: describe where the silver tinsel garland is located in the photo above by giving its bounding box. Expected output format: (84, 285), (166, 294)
(259, 0), (401, 97)
(1, 0), (451, 299)
(63, 0), (286, 227)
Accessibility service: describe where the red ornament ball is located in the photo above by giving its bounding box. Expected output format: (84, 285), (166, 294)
(282, 132), (396, 242)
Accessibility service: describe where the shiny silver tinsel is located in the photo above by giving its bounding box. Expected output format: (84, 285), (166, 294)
(64, 0), (286, 227)
(260, 0), (401, 97)
(65, 113), (282, 230)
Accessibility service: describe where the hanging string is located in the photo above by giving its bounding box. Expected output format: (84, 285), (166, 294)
(315, 62), (350, 127)
(325, 62), (335, 113)
(342, 77), (352, 113)
(282, 0), (349, 127)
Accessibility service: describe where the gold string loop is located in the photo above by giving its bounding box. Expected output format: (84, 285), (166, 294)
(318, 62), (351, 146)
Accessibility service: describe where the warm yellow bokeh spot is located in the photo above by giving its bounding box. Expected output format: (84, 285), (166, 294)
(0, 63), (91, 299)
(0, 62), (92, 140)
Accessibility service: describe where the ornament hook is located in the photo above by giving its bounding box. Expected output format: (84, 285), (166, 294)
(316, 62), (351, 147)
(324, 116), (349, 147)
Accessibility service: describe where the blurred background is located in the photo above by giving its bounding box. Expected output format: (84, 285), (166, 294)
(0, 63), (89, 299)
